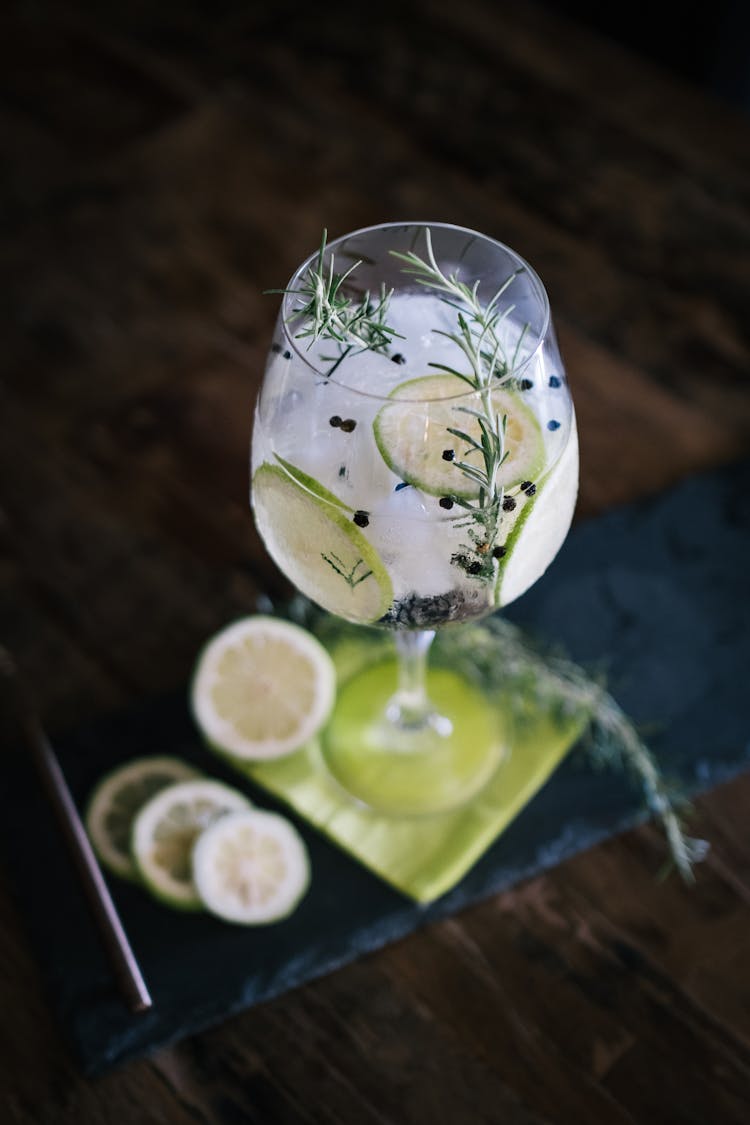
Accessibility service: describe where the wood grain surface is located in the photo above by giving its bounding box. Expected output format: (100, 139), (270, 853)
(1, 1), (749, 1121)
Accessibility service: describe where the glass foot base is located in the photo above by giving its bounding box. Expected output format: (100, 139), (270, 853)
(320, 660), (507, 816)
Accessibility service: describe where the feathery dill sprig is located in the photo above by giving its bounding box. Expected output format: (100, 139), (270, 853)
(266, 229), (403, 353)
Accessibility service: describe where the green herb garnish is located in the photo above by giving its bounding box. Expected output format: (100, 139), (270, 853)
(267, 229), (403, 353)
(446, 615), (709, 884)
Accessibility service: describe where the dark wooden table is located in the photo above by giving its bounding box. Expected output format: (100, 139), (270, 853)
(2, 1), (749, 1121)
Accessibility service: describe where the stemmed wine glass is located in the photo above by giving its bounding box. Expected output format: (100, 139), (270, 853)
(252, 222), (578, 816)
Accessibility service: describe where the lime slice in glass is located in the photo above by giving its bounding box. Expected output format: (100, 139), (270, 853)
(131, 779), (251, 910)
(320, 660), (507, 815)
(272, 454), (353, 512)
(192, 616), (336, 760)
(252, 463), (393, 624)
(193, 809), (310, 924)
(373, 374), (544, 498)
(85, 756), (202, 881)
(496, 420), (579, 606)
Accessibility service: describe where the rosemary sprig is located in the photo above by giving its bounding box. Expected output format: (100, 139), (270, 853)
(266, 230), (403, 353)
(391, 228), (526, 387)
(267, 228), (535, 581)
(278, 595), (708, 884)
(321, 552), (373, 589)
(449, 405), (508, 509)
(583, 695), (710, 883)
(391, 230), (532, 575)
(443, 615), (709, 883)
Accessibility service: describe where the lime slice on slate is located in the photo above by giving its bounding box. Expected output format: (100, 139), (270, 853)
(373, 373), (544, 498)
(192, 809), (310, 925)
(132, 779), (251, 910)
(252, 462), (393, 624)
(192, 616), (336, 760)
(86, 756), (202, 881)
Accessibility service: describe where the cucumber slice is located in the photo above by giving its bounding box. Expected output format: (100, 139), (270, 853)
(192, 809), (310, 925)
(373, 374), (544, 498)
(85, 756), (202, 881)
(252, 462), (393, 624)
(191, 616), (336, 760)
(132, 779), (252, 910)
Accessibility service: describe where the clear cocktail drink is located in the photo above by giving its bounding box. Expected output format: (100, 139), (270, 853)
(251, 223), (579, 814)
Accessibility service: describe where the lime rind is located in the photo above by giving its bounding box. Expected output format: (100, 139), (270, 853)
(495, 419), (579, 607)
(253, 464), (394, 625)
(131, 779), (252, 910)
(192, 809), (310, 925)
(273, 454), (354, 513)
(191, 615), (336, 760)
(373, 374), (545, 498)
(85, 756), (202, 882)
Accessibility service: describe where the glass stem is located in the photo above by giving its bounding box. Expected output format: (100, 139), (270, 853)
(387, 630), (436, 730)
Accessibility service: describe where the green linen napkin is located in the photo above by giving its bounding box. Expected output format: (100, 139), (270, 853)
(223, 618), (586, 903)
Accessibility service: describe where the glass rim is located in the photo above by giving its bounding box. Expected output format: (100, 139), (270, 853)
(278, 220), (552, 403)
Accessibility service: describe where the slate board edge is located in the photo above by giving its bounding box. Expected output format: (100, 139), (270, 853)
(81, 795), (654, 1075)
(4, 458), (748, 1073)
(35, 733), (750, 1075)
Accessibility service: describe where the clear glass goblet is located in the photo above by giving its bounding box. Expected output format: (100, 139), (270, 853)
(252, 222), (578, 816)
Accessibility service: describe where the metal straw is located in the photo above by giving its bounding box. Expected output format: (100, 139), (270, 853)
(0, 647), (152, 1014)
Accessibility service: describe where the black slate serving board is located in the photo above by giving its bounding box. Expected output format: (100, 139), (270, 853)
(2, 462), (749, 1073)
